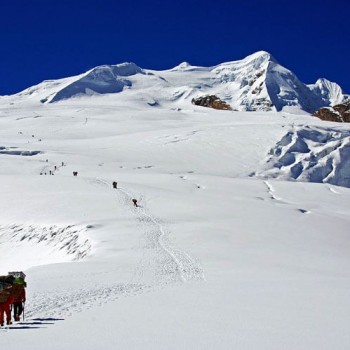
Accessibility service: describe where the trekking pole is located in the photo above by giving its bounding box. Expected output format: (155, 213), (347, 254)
(22, 302), (25, 321)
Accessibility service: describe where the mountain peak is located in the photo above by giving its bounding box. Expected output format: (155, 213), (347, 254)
(310, 78), (346, 106)
(178, 61), (192, 68)
(88, 62), (142, 77)
(49, 62), (143, 103)
(243, 51), (278, 64)
(171, 61), (194, 71)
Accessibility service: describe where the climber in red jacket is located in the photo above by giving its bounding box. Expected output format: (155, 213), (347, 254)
(0, 282), (14, 326)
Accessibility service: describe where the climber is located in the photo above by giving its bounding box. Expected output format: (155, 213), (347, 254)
(0, 282), (14, 326)
(12, 277), (26, 322)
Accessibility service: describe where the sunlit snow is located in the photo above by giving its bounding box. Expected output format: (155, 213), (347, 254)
(1, 52), (350, 349)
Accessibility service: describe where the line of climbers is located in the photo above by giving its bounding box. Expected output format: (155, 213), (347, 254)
(0, 272), (26, 327)
(112, 181), (138, 207)
(40, 161), (66, 176)
(41, 167), (138, 206)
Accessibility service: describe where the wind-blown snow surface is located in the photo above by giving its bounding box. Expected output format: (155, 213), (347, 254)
(1, 94), (350, 349)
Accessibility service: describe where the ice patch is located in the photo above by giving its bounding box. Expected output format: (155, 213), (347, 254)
(0, 146), (41, 156)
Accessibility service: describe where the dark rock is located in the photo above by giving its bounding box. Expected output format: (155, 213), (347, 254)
(313, 108), (342, 122)
(313, 100), (350, 122)
(191, 95), (232, 111)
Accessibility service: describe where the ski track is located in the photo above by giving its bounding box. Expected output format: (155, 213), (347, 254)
(263, 180), (285, 202)
(263, 180), (310, 214)
(100, 177), (205, 286)
(19, 176), (204, 323)
(26, 283), (148, 319)
(131, 207), (204, 285)
(91, 177), (204, 285)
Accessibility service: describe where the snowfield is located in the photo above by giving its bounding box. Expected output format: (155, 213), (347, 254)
(1, 57), (350, 349)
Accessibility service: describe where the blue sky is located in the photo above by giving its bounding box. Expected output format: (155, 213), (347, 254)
(0, 0), (349, 95)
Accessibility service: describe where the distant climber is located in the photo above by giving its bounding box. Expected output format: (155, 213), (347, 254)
(73, 171), (78, 176)
(112, 181), (117, 189)
(132, 198), (138, 207)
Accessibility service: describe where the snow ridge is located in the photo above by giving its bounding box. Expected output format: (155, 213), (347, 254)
(49, 63), (143, 103)
(0, 224), (91, 268)
(309, 78), (347, 106)
(254, 125), (350, 187)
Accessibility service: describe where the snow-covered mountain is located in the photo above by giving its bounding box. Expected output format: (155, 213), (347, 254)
(1, 51), (350, 349)
(11, 51), (348, 113)
(309, 78), (346, 106)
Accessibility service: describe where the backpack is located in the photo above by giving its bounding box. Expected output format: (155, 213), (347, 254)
(0, 286), (12, 304)
(14, 277), (27, 287)
(8, 272), (27, 287)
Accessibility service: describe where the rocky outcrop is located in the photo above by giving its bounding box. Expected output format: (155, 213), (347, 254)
(313, 100), (350, 122)
(191, 95), (232, 111)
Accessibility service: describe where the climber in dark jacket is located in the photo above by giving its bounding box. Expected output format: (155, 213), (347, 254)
(12, 278), (26, 321)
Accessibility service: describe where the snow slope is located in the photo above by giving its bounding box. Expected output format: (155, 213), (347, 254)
(0, 74), (350, 349)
